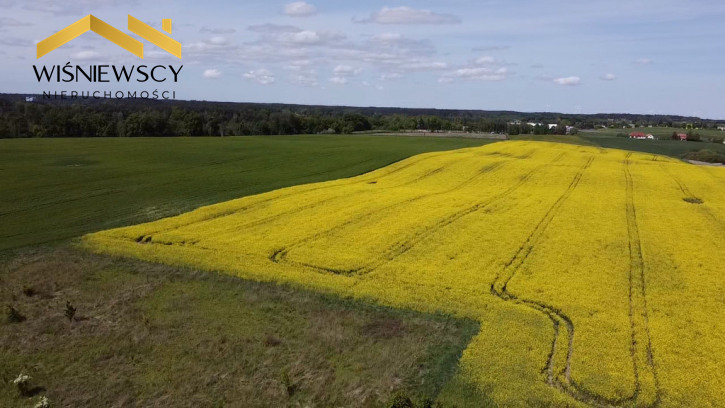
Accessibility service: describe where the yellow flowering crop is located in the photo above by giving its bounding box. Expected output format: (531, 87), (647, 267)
(83, 141), (725, 407)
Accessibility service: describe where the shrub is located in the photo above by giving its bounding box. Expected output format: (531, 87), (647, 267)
(389, 395), (415, 408)
(34, 396), (50, 408)
(64, 301), (76, 322)
(387, 395), (443, 408)
(7, 305), (26, 323)
(13, 372), (31, 397)
(684, 149), (725, 164)
(263, 335), (282, 347)
(686, 131), (701, 142)
(280, 369), (297, 397)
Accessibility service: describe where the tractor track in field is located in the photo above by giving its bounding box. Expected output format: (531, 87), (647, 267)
(273, 152), (564, 275)
(490, 154), (660, 407)
(621, 155), (661, 407)
(269, 159), (510, 269)
(487, 154), (661, 408)
(488, 156), (591, 391)
(136, 150), (512, 248)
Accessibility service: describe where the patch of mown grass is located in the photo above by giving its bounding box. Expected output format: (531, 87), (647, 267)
(0, 246), (478, 407)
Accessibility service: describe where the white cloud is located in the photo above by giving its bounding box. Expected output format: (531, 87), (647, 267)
(247, 24), (301, 33)
(284, 60), (312, 71)
(200, 26), (236, 34)
(203, 69), (222, 79)
(356, 7), (461, 25)
(0, 17), (31, 27)
(291, 73), (318, 86)
(209, 36), (228, 45)
(400, 61), (448, 71)
(441, 66), (509, 82)
(329, 76), (348, 85)
(472, 45), (510, 52)
(284, 1), (317, 17)
(72, 50), (100, 60)
(20, 0), (137, 15)
(553, 76), (581, 86)
(375, 33), (403, 42)
(381, 73), (403, 81)
(601, 73), (617, 81)
(475, 56), (497, 65)
(635, 58), (653, 65)
(274, 29), (346, 46)
(0, 37), (32, 47)
(333, 65), (362, 76)
(243, 69), (275, 85)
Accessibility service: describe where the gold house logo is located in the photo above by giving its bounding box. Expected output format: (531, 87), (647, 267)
(36, 15), (181, 59)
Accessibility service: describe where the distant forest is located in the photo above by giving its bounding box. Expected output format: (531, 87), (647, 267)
(0, 93), (723, 138)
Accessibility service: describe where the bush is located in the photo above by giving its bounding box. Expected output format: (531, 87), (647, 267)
(34, 396), (50, 408)
(389, 395), (415, 408)
(684, 149), (725, 164)
(13, 372), (32, 397)
(7, 305), (26, 323)
(65, 301), (77, 322)
(686, 131), (701, 142)
(388, 394), (443, 408)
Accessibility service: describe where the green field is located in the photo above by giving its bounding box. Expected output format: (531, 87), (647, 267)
(511, 130), (725, 162)
(581, 128), (725, 157)
(589, 126), (725, 140)
(0, 135), (495, 250)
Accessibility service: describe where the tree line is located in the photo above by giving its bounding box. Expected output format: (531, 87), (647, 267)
(0, 94), (722, 138)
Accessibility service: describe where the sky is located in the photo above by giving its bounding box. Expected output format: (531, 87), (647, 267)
(2, 0), (725, 119)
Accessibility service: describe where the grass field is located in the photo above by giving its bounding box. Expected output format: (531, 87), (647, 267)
(580, 128), (725, 159)
(512, 131), (725, 161)
(589, 126), (725, 140)
(1, 247), (477, 407)
(84, 141), (725, 407)
(0, 135), (496, 251)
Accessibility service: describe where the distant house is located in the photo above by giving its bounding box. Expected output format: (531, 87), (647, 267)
(629, 132), (647, 139)
(25, 96), (35, 102)
(677, 133), (688, 141)
(717, 125), (725, 131)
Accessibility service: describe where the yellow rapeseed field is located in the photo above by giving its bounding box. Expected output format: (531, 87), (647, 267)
(83, 141), (725, 407)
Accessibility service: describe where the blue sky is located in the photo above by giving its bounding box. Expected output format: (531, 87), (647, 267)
(2, 0), (725, 118)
